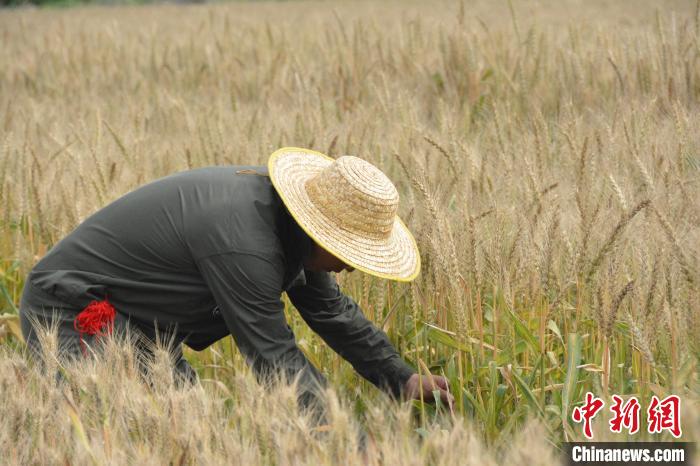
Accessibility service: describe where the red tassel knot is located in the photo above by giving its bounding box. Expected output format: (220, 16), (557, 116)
(73, 299), (116, 357)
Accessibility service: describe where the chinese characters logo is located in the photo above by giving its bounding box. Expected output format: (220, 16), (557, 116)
(571, 392), (682, 439)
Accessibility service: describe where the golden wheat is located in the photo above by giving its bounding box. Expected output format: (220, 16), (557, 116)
(1, 0), (699, 463)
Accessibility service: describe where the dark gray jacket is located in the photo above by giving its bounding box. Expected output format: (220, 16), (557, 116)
(27, 166), (415, 397)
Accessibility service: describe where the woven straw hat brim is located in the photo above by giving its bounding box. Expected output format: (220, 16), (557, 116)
(268, 147), (421, 282)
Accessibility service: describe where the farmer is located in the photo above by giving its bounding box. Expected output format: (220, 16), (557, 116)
(20, 147), (452, 408)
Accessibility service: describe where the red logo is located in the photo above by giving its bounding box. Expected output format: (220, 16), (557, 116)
(647, 395), (682, 438)
(609, 395), (640, 434)
(571, 393), (682, 439)
(572, 392), (605, 439)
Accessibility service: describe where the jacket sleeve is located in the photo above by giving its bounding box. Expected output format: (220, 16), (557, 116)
(196, 251), (326, 409)
(287, 270), (416, 398)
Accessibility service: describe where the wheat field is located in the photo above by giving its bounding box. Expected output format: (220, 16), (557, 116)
(0, 0), (699, 464)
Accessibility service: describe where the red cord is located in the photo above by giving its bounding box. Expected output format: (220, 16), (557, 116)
(73, 299), (116, 357)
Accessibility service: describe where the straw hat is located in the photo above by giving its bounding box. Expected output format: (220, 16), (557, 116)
(268, 147), (420, 282)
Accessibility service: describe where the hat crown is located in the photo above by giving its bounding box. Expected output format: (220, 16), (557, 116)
(305, 156), (399, 240)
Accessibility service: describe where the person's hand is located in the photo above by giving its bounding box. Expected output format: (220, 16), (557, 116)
(404, 373), (454, 406)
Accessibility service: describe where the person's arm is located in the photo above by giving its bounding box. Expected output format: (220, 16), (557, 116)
(286, 270), (416, 398)
(196, 251), (326, 411)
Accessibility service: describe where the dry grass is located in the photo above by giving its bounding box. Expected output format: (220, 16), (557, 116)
(1, 324), (559, 465)
(1, 0), (699, 463)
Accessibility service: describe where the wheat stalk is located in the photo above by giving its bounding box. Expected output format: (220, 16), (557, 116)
(585, 199), (650, 284)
